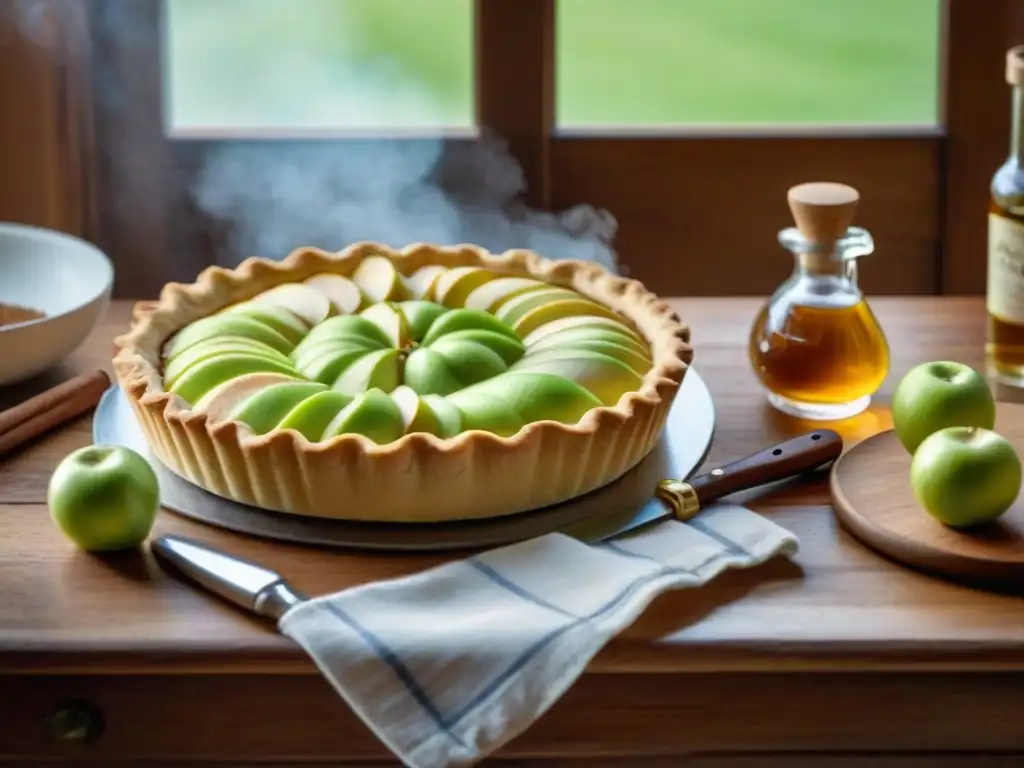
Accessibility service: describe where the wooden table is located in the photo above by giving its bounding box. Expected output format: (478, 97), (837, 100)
(3, 297), (1024, 767)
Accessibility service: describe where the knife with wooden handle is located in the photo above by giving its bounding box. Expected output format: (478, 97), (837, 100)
(150, 430), (842, 619)
(564, 429), (843, 542)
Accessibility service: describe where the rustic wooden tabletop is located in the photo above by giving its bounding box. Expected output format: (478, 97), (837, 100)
(3, 298), (1024, 765)
(3, 297), (1022, 674)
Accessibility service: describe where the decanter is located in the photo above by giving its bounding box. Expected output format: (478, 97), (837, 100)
(748, 182), (890, 421)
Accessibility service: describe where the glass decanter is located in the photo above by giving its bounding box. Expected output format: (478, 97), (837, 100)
(748, 182), (890, 421)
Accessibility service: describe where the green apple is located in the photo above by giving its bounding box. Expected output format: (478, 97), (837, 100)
(391, 385), (442, 436)
(324, 388), (405, 443)
(511, 297), (623, 339)
(292, 315), (391, 355)
(421, 308), (519, 345)
(352, 255), (409, 303)
(402, 264), (446, 301)
(252, 282), (333, 326)
(48, 445), (160, 551)
(304, 273), (365, 315)
(463, 277), (547, 312)
(163, 314), (294, 361)
(465, 371), (602, 424)
(163, 337), (292, 389)
(359, 301), (410, 347)
(891, 361), (996, 454)
(193, 372), (300, 420)
(438, 329), (524, 366)
(290, 335), (383, 370)
(404, 347), (463, 396)
(446, 389), (525, 437)
(523, 340), (651, 375)
(432, 266), (497, 308)
(421, 394), (462, 438)
(510, 349), (643, 407)
(399, 300), (448, 342)
(333, 348), (400, 394)
(228, 381), (328, 434)
(278, 390), (354, 440)
(910, 426), (1022, 528)
(521, 314), (644, 348)
(221, 301), (308, 344)
(297, 344), (376, 385)
(429, 336), (507, 386)
(168, 352), (301, 405)
(494, 287), (582, 327)
(526, 325), (650, 358)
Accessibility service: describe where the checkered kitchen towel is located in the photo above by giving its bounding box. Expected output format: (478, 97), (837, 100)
(279, 503), (798, 768)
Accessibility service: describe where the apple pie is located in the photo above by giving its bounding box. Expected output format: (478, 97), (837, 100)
(113, 243), (693, 522)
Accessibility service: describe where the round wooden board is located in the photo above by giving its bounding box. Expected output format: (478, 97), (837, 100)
(830, 402), (1024, 585)
(93, 369), (715, 552)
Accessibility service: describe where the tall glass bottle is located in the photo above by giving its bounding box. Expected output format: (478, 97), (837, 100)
(987, 45), (1024, 386)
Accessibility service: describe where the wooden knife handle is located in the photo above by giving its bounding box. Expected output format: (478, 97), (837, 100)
(688, 430), (843, 504)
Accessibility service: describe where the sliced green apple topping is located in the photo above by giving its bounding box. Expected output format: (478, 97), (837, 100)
(159, 259), (654, 443)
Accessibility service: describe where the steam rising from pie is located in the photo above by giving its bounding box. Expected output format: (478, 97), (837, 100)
(4, 0), (621, 274)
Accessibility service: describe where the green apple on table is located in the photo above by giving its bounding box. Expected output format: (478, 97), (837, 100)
(891, 361), (996, 454)
(910, 426), (1022, 528)
(48, 445), (160, 551)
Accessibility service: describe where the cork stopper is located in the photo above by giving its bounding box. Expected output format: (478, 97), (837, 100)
(787, 182), (859, 245)
(1008, 46), (1024, 87)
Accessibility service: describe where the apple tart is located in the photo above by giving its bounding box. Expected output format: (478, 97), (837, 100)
(113, 243), (692, 522)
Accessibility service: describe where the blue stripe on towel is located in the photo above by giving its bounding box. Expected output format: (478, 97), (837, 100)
(601, 540), (680, 565)
(319, 602), (468, 749)
(687, 519), (749, 556)
(447, 563), (696, 726)
(320, 544), (749, 736)
(469, 559), (579, 620)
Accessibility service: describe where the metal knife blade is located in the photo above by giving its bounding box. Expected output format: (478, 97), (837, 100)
(563, 429), (843, 543)
(150, 535), (307, 621)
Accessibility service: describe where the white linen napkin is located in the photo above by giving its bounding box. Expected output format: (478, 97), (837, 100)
(278, 503), (798, 768)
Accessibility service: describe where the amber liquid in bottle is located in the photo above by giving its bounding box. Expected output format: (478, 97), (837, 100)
(749, 299), (890, 408)
(986, 52), (1024, 386)
(749, 182), (890, 421)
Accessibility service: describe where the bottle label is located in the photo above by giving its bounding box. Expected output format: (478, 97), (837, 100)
(987, 212), (1024, 323)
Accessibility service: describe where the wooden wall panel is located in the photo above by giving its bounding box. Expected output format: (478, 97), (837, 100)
(551, 134), (942, 296)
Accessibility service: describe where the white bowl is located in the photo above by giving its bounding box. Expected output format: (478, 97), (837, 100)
(0, 223), (114, 387)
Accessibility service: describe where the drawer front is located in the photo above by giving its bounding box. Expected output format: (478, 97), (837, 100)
(2, 672), (1024, 762)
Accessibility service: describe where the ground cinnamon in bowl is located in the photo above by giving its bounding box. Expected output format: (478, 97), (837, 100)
(0, 302), (46, 327)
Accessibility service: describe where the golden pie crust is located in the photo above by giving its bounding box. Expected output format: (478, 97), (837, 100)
(112, 242), (693, 523)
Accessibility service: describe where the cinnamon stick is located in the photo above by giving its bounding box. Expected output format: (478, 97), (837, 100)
(0, 369), (111, 456)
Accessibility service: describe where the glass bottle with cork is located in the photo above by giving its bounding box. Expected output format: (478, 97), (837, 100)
(748, 181), (890, 421)
(987, 45), (1024, 386)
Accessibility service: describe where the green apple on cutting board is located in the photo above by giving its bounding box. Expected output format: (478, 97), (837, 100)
(910, 426), (1022, 529)
(48, 445), (160, 551)
(891, 361), (996, 454)
(891, 361), (1021, 527)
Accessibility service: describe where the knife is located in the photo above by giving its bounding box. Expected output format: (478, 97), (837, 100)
(151, 430), (842, 619)
(562, 428), (843, 542)
(151, 535), (307, 621)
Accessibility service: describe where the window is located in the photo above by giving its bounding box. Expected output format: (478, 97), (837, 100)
(4, 0), (1018, 298)
(556, 0), (941, 128)
(165, 0), (474, 133)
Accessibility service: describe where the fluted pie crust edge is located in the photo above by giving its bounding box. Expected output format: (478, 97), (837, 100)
(112, 242), (694, 523)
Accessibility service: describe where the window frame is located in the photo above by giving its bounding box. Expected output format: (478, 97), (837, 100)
(3, 0), (1018, 297)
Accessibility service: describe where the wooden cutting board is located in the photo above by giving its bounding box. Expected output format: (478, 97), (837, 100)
(830, 402), (1024, 585)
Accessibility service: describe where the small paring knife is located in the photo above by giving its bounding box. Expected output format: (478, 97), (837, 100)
(151, 430), (842, 620)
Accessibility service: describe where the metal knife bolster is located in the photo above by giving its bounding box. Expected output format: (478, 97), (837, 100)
(150, 535), (308, 621)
